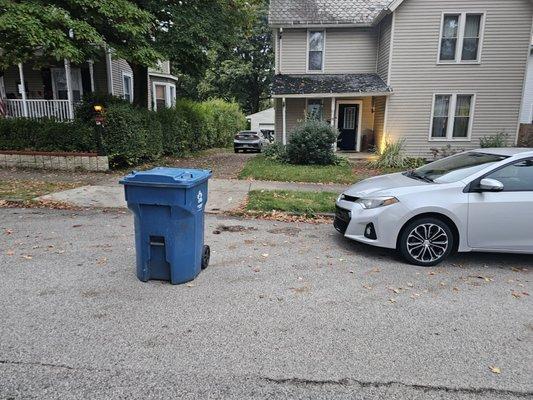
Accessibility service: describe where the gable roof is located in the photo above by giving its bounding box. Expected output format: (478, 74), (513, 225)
(269, 0), (396, 27)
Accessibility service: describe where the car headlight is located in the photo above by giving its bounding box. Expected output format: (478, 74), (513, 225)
(355, 196), (399, 209)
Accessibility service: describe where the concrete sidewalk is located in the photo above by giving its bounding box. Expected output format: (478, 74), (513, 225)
(37, 178), (349, 213)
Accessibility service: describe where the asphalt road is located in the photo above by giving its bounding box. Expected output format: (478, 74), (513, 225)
(0, 208), (531, 400)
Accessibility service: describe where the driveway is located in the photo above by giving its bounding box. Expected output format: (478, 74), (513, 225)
(0, 208), (531, 399)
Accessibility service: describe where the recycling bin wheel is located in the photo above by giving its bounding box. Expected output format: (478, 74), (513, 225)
(201, 245), (210, 270)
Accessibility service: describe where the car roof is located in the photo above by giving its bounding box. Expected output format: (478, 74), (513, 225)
(471, 148), (533, 157)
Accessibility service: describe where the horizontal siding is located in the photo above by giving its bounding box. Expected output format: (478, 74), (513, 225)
(275, 96), (376, 143)
(280, 28), (378, 74)
(520, 51), (533, 123)
(374, 96), (387, 151)
(377, 14), (393, 83)
(111, 59), (133, 97)
(386, 0), (532, 157)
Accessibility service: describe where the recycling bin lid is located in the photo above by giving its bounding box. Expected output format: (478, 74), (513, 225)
(120, 167), (212, 188)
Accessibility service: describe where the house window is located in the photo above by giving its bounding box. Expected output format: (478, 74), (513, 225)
(431, 94), (474, 140)
(439, 13), (484, 63)
(307, 99), (324, 120)
(153, 82), (176, 110)
(122, 73), (133, 103)
(51, 68), (83, 102)
(308, 31), (324, 71)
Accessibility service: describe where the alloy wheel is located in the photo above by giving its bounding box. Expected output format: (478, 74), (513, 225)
(406, 223), (449, 263)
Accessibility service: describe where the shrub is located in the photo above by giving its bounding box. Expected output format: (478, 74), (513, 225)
(101, 103), (162, 168)
(429, 144), (462, 160)
(0, 117), (95, 152)
(370, 138), (407, 169)
(285, 119), (338, 165)
(75, 92), (129, 123)
(263, 141), (288, 163)
(479, 132), (509, 148)
(156, 106), (192, 156)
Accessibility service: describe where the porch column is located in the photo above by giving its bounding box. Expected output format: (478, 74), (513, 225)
(282, 97), (287, 145)
(64, 59), (74, 120)
(105, 49), (114, 95)
(88, 60), (95, 92)
(330, 97), (336, 151)
(17, 63), (28, 117)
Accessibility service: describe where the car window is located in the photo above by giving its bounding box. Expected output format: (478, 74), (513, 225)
(411, 152), (507, 183)
(486, 159), (533, 191)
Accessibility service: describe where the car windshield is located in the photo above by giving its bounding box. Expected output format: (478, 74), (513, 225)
(406, 152), (508, 183)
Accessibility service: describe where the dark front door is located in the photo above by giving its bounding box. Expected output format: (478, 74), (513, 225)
(337, 104), (358, 151)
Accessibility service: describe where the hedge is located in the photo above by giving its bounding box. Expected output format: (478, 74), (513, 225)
(0, 118), (96, 152)
(0, 97), (247, 169)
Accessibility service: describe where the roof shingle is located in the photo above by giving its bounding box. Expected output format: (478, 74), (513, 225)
(269, 0), (392, 26)
(272, 74), (392, 96)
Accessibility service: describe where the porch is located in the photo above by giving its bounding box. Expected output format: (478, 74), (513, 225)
(0, 58), (108, 121)
(272, 74), (393, 152)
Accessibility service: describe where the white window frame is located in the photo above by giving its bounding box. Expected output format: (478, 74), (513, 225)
(122, 72), (133, 103)
(152, 82), (176, 110)
(437, 11), (486, 65)
(51, 67), (83, 100)
(429, 93), (476, 142)
(306, 30), (326, 73)
(305, 98), (325, 120)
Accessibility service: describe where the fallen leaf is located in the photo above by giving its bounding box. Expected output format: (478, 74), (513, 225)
(4, 229), (13, 235)
(252, 268), (260, 273)
(406, 282), (414, 288)
(389, 298), (396, 304)
(453, 287), (460, 292)
(511, 292), (522, 298)
(489, 366), (501, 374)
(96, 257), (107, 266)
(428, 271), (436, 276)
(72, 224), (83, 228)
(22, 255), (33, 260)
(6, 250), (14, 256)
(362, 284), (372, 290)
(261, 253), (269, 258)
(186, 283), (195, 288)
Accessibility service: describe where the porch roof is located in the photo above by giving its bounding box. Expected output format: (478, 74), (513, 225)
(272, 73), (392, 98)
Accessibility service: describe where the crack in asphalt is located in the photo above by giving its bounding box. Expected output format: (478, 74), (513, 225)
(2, 359), (532, 398)
(260, 376), (533, 397)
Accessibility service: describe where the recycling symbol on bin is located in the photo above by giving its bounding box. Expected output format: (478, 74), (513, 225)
(197, 190), (203, 209)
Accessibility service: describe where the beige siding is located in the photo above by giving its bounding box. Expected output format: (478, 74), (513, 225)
(275, 97), (376, 142)
(373, 96), (387, 151)
(376, 14), (393, 83)
(111, 59), (133, 97)
(386, 0), (533, 157)
(280, 28), (378, 74)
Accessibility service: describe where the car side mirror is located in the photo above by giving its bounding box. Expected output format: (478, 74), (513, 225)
(479, 178), (504, 192)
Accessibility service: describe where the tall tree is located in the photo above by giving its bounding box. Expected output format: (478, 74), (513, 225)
(196, 0), (273, 114)
(132, 0), (254, 106)
(0, 0), (161, 69)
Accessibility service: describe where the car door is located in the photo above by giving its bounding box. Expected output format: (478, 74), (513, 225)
(467, 158), (533, 252)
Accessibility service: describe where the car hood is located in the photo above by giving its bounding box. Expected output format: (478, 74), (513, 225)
(344, 172), (429, 197)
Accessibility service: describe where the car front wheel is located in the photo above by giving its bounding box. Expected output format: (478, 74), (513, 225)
(399, 217), (454, 266)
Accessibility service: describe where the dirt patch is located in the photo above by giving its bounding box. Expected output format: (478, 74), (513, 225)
(0, 167), (116, 185)
(213, 224), (258, 234)
(267, 226), (301, 236)
(159, 148), (256, 179)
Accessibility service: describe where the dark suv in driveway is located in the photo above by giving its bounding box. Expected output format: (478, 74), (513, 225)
(234, 131), (270, 153)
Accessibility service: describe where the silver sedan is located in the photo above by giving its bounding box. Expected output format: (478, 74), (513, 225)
(335, 148), (533, 266)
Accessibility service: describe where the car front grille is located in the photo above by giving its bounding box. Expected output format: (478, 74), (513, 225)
(334, 206), (351, 234)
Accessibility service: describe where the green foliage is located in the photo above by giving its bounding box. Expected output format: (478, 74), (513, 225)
(371, 138), (427, 169)
(75, 93), (130, 124)
(0, 0), (160, 69)
(263, 142), (288, 163)
(0, 118), (95, 152)
(479, 132), (509, 148)
(429, 144), (462, 160)
(285, 119), (338, 165)
(100, 103), (163, 168)
(196, 0), (273, 114)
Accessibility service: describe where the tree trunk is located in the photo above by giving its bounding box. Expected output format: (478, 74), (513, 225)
(130, 63), (149, 108)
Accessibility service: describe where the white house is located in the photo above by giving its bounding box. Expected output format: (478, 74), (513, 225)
(246, 107), (275, 133)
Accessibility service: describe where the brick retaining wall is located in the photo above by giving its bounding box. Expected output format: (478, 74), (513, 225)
(0, 150), (109, 171)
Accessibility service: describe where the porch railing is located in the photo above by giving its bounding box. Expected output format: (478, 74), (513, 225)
(2, 99), (72, 121)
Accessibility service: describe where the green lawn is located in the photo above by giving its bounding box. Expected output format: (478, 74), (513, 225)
(239, 156), (358, 184)
(246, 190), (337, 214)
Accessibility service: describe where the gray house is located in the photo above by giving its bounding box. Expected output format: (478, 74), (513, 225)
(0, 53), (179, 121)
(270, 0), (533, 156)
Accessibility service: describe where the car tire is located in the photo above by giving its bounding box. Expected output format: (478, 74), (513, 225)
(398, 217), (454, 267)
(234, 148), (239, 153)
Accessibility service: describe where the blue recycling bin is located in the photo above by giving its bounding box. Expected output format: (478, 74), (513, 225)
(120, 167), (212, 285)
